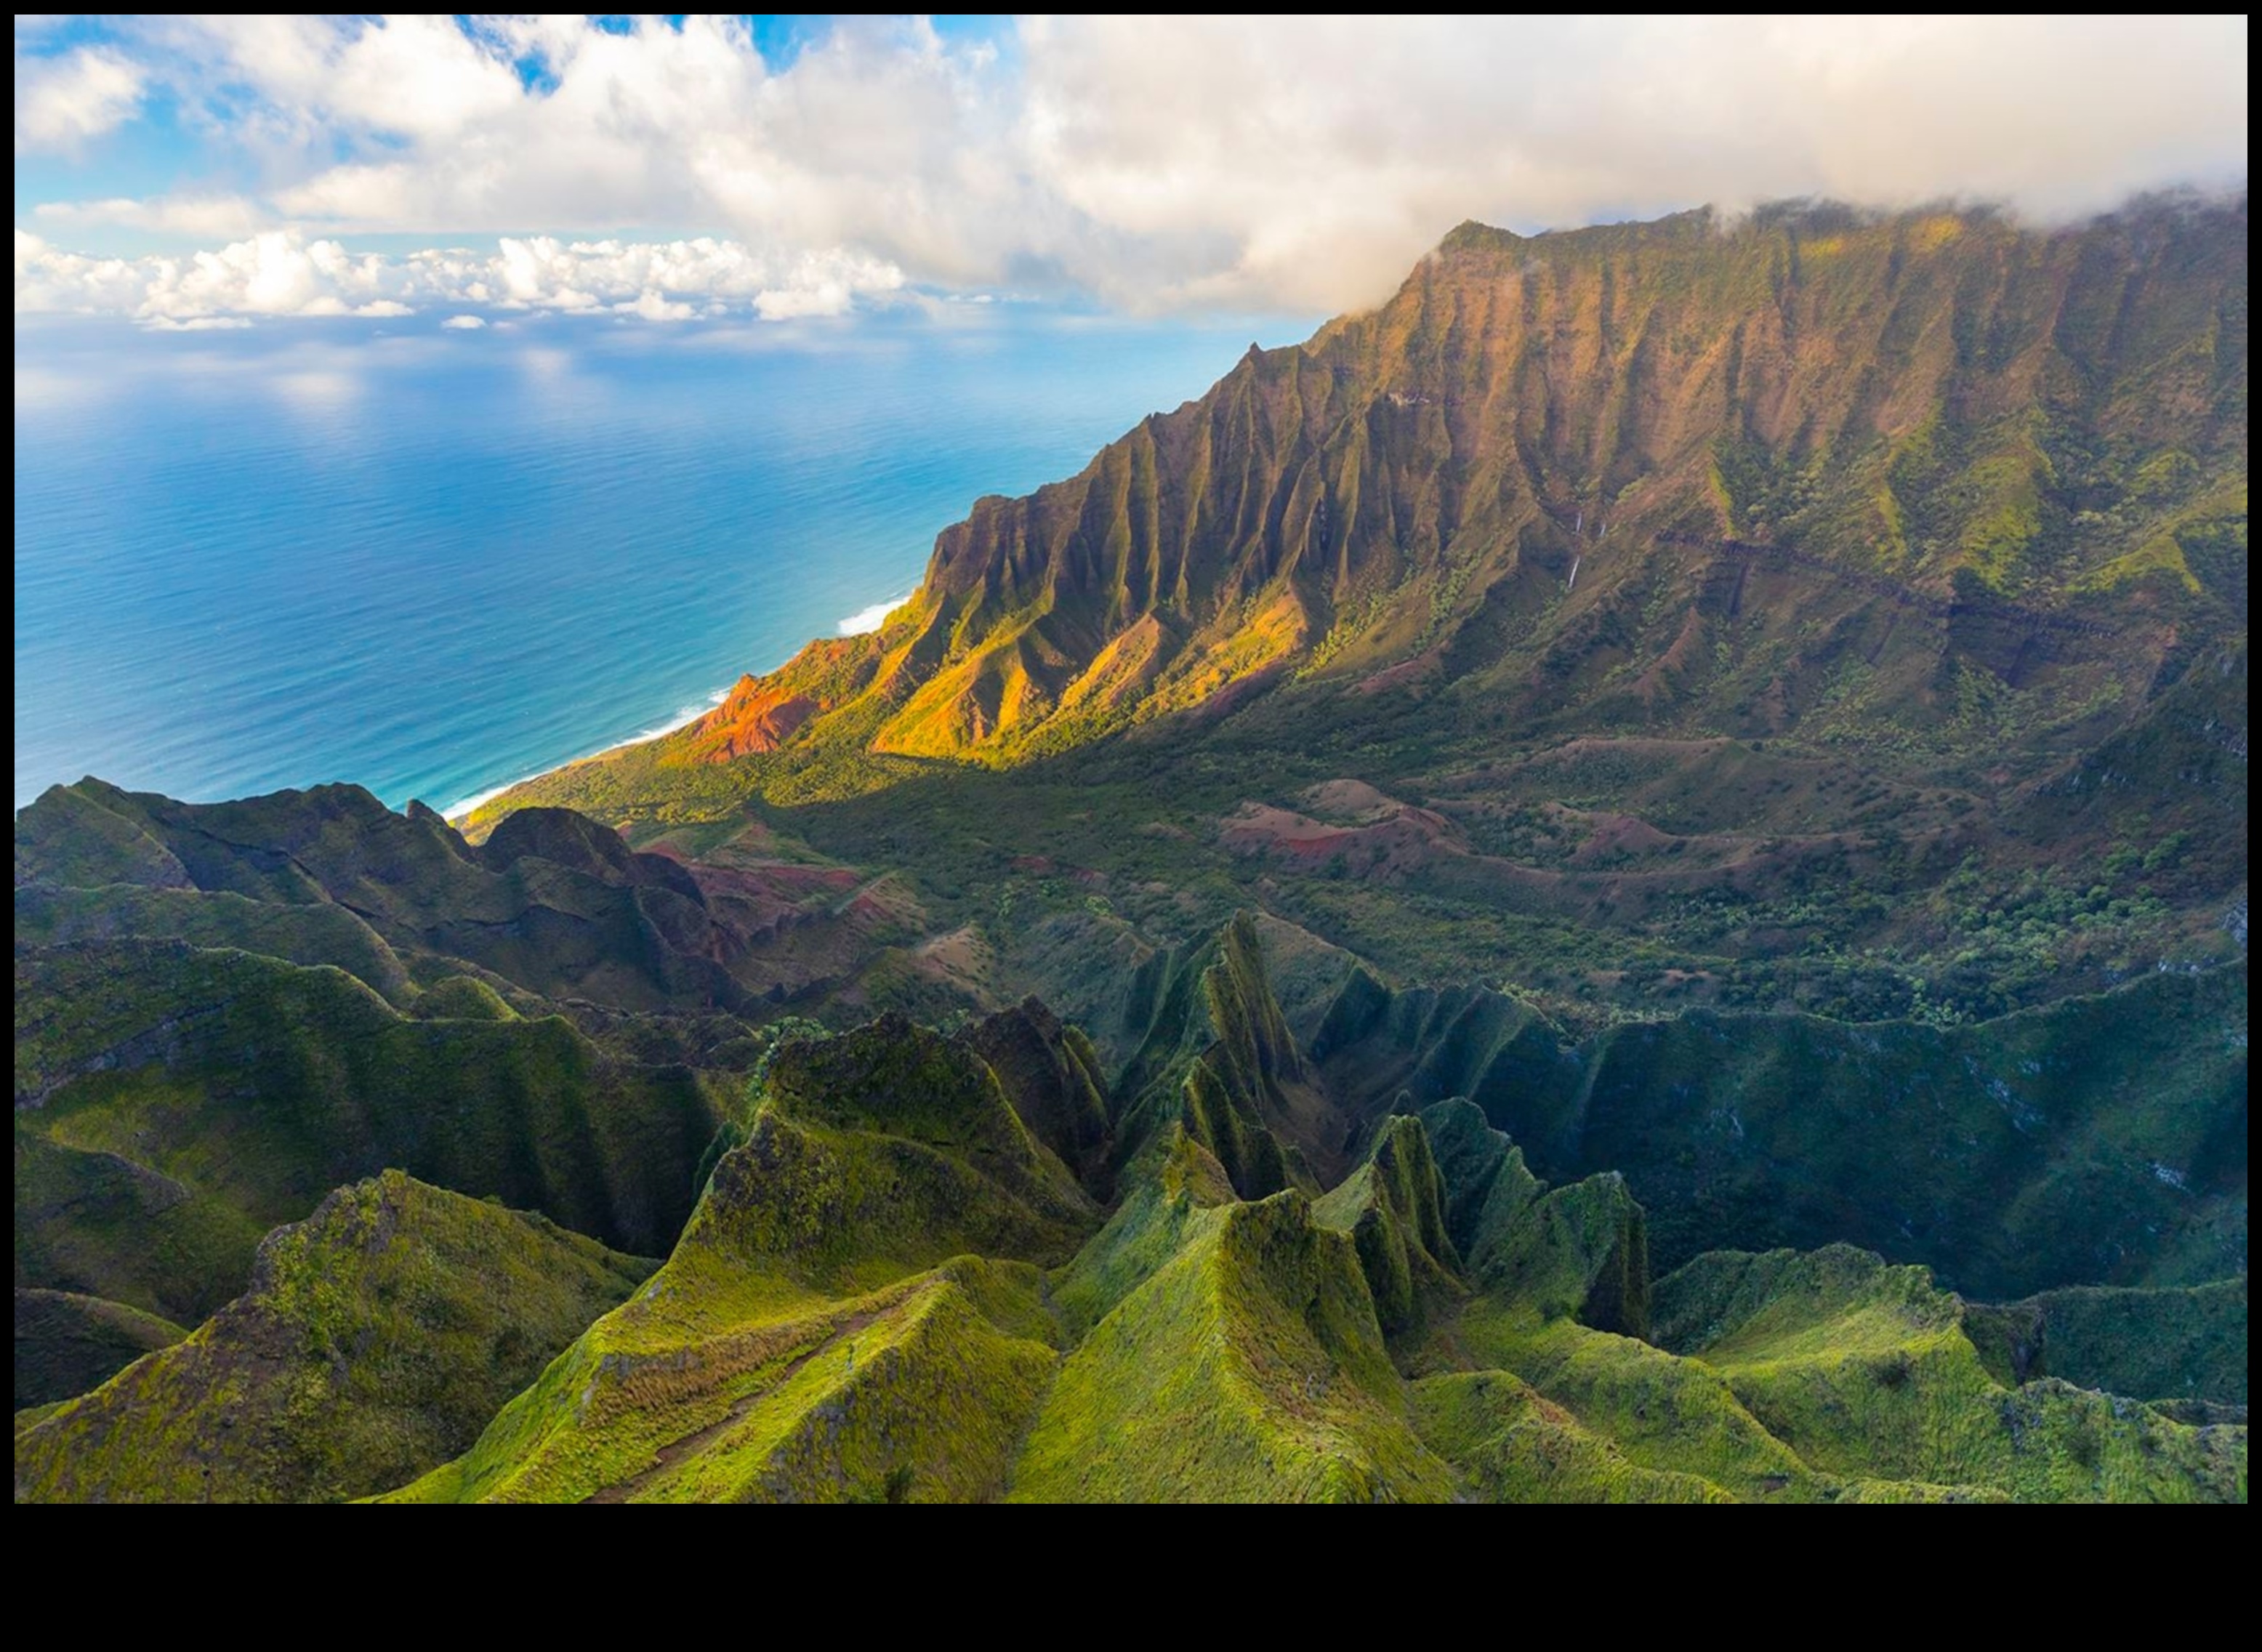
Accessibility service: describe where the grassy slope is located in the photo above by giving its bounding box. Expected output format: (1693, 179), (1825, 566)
(15, 940), (723, 1325)
(389, 1092), (2244, 1504)
(1434, 1252), (2244, 1504)
(14, 1173), (653, 1503)
(1409, 1370), (1736, 1504)
(390, 1019), (1098, 1503)
(1644, 1246), (2245, 1502)
(1011, 1190), (1456, 1503)
(1321, 965), (2246, 1298)
(1963, 1278), (2247, 1407)
(13, 1289), (185, 1411)
(387, 922), (2245, 1505)
(1407, 1093), (2244, 1502)
(1311, 1114), (1465, 1341)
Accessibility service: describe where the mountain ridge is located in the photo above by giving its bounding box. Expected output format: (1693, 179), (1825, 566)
(12, 193), (2247, 1503)
(475, 193), (2245, 820)
(448, 196), (2243, 1036)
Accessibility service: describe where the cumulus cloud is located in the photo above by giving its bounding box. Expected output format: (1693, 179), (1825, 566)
(13, 15), (2253, 315)
(439, 313), (485, 331)
(14, 228), (905, 324)
(15, 43), (144, 152)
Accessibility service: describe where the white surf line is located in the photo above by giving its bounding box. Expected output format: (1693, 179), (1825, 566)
(443, 581), (917, 821)
(440, 688), (729, 821)
(837, 589), (915, 636)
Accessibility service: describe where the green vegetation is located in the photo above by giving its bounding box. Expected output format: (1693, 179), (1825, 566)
(16, 940), (723, 1325)
(345, 925), (2247, 1503)
(1011, 1191), (1455, 1502)
(12, 908), (2245, 1504)
(12, 202), (2247, 1502)
(15, 1173), (652, 1503)
(1642, 1246), (2245, 1501)
(1963, 1278), (2246, 1407)
(1426, 1224), (2242, 1503)
(1317, 965), (2246, 1298)
(1312, 1115), (1462, 1341)
(458, 201), (2242, 1044)
(961, 997), (1115, 1194)
(1409, 1371), (1736, 1504)
(385, 1016), (1098, 1502)
(14, 1289), (185, 1411)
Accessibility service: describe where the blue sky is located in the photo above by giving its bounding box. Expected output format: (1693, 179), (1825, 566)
(15, 15), (2247, 328)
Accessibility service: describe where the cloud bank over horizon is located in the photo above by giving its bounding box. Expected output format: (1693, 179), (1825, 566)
(13, 226), (906, 327)
(15, 15), (2250, 326)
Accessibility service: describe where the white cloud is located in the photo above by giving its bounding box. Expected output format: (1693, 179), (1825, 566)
(35, 193), (270, 238)
(13, 226), (905, 324)
(439, 313), (485, 330)
(1017, 15), (2253, 310)
(15, 43), (144, 152)
(13, 15), (2253, 315)
(616, 289), (695, 322)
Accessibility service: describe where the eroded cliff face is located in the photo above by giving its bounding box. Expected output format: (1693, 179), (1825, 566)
(568, 198), (2242, 783)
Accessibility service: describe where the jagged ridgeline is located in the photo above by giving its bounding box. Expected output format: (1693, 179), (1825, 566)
(12, 198), (2247, 1501)
(14, 858), (2245, 1499)
(462, 196), (2246, 1038)
(480, 195), (2245, 807)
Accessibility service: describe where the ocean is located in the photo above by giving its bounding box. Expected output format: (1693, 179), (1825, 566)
(14, 307), (1305, 815)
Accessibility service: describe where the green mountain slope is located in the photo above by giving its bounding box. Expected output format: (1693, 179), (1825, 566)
(14, 778), (919, 1014)
(10, 197), (2247, 1504)
(489, 198), (2246, 805)
(1962, 1278), (2247, 1408)
(1643, 1246), (2244, 1500)
(1312, 1113), (1462, 1339)
(1013, 1182), (1456, 1502)
(366, 921), (2245, 1504)
(15, 939), (723, 1329)
(451, 202), (2243, 1045)
(14, 1289), (185, 1411)
(1420, 1107), (2239, 1503)
(14, 1173), (651, 1503)
(388, 1017), (1097, 1503)
(1309, 963), (2246, 1296)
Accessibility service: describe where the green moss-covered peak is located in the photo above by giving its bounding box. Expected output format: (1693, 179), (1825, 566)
(14, 938), (723, 1325)
(1013, 1189), (1454, 1502)
(1313, 1113), (1464, 1340)
(14, 1172), (652, 1504)
(410, 974), (520, 1021)
(959, 997), (1114, 1196)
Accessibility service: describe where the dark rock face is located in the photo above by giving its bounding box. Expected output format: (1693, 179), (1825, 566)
(960, 997), (1115, 1196)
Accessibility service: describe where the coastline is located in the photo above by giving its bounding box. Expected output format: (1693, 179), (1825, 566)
(438, 587), (914, 822)
(440, 688), (728, 821)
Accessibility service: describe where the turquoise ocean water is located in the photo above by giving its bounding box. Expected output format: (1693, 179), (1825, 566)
(14, 309), (1302, 814)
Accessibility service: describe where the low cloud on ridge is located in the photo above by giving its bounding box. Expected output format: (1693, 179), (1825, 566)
(13, 15), (2250, 324)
